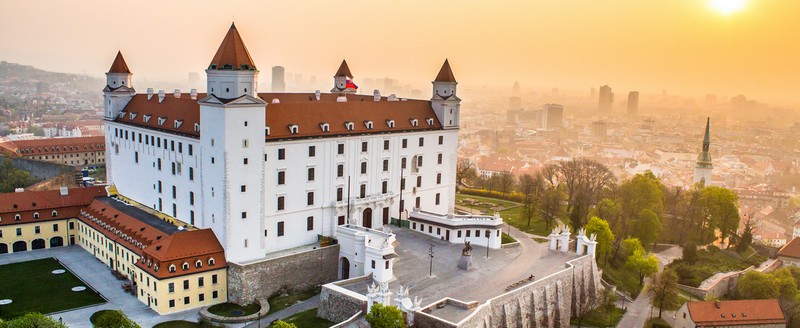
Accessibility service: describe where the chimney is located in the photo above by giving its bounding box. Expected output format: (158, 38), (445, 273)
(715, 300), (720, 309)
(190, 89), (198, 100)
(388, 94), (399, 102)
(147, 88), (154, 100)
(14, 188), (24, 193)
(271, 98), (280, 104)
(373, 90), (381, 101)
(173, 89), (181, 98)
(158, 89), (166, 103)
(336, 95), (347, 103)
(59, 186), (68, 196)
(315, 90), (321, 101)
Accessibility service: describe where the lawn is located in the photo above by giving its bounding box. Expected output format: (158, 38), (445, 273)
(455, 193), (519, 213)
(501, 232), (516, 244)
(270, 308), (334, 328)
(602, 263), (643, 297)
(570, 306), (625, 327)
(456, 193), (556, 236)
(644, 317), (671, 328)
(153, 321), (201, 328)
(206, 302), (260, 317)
(668, 249), (764, 287)
(0, 258), (105, 319)
(268, 287), (321, 315)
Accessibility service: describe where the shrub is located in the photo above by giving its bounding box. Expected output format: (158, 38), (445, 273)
(706, 245), (720, 253)
(92, 310), (141, 328)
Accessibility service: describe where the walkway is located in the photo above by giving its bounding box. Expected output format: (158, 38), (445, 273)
(243, 295), (320, 328)
(614, 244), (683, 327)
(0, 246), (200, 328)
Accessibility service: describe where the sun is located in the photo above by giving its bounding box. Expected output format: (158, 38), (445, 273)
(710, 0), (746, 15)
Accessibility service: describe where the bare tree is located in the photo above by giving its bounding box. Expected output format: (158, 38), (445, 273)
(498, 171), (515, 195)
(518, 174), (544, 227)
(456, 159), (477, 187)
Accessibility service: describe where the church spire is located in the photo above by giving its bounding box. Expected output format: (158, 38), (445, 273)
(696, 117), (713, 169)
(208, 23), (257, 70)
(703, 117), (710, 151)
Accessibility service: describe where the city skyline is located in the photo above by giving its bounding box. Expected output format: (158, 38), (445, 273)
(0, 0), (798, 106)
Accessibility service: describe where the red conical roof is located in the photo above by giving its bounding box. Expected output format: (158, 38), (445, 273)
(208, 23), (257, 70)
(434, 59), (456, 82)
(108, 51), (131, 74)
(335, 60), (353, 78)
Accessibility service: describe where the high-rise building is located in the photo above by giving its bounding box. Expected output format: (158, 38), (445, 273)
(591, 121), (608, 140)
(512, 81), (520, 97)
(598, 85), (613, 112)
(542, 104), (563, 130)
(627, 91), (639, 115)
(693, 118), (713, 185)
(271, 66), (285, 92)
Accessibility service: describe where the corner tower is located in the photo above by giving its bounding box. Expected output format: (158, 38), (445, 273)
(103, 51), (135, 121)
(431, 59), (460, 129)
(693, 117), (713, 185)
(198, 23), (267, 263)
(331, 59), (354, 93)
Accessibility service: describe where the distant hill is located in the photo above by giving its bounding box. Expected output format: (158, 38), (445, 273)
(0, 61), (102, 91)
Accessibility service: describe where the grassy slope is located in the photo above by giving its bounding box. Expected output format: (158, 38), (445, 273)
(267, 287), (321, 315)
(270, 308), (334, 328)
(0, 258), (105, 319)
(570, 306), (625, 328)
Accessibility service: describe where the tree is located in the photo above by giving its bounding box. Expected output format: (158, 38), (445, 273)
(600, 289), (618, 326)
(625, 245), (658, 287)
(0, 313), (68, 328)
(622, 237), (644, 258)
(572, 290), (598, 328)
(540, 186), (563, 230)
(737, 271), (781, 300)
(614, 172), (664, 258)
(736, 215), (754, 254)
(518, 174), (543, 228)
(498, 171), (515, 195)
(700, 186), (740, 246)
(589, 198), (622, 233)
(682, 241), (698, 264)
(634, 209), (662, 251)
(649, 269), (679, 318)
(585, 216), (614, 267)
(272, 321), (298, 328)
(93, 310), (141, 328)
(559, 159), (615, 219)
(456, 159), (477, 186)
(365, 303), (406, 328)
(26, 125), (44, 136)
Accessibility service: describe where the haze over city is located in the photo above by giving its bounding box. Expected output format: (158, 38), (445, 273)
(1, 0), (798, 106)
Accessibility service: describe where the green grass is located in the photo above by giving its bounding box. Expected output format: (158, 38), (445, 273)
(90, 310), (116, 325)
(532, 237), (549, 243)
(267, 287), (321, 315)
(570, 306), (625, 327)
(456, 193), (556, 237)
(153, 321), (202, 328)
(0, 258), (105, 319)
(669, 249), (763, 287)
(206, 302), (261, 317)
(602, 263), (643, 297)
(456, 193), (519, 212)
(501, 232), (516, 244)
(270, 308), (334, 328)
(644, 317), (671, 328)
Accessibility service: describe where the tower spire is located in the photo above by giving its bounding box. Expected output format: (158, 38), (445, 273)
(208, 23), (256, 70)
(434, 59), (457, 82)
(108, 51), (131, 74)
(703, 117), (710, 151)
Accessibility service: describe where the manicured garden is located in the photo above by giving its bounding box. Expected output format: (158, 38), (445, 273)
(268, 287), (321, 315)
(456, 193), (556, 236)
(0, 258), (105, 319)
(206, 302), (260, 317)
(270, 308), (334, 328)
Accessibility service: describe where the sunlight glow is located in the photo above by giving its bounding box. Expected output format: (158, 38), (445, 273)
(710, 0), (747, 15)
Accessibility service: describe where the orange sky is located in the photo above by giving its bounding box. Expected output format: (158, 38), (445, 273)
(0, 0), (797, 106)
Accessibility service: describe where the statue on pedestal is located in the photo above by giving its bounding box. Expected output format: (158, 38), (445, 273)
(458, 241), (473, 270)
(462, 241), (473, 256)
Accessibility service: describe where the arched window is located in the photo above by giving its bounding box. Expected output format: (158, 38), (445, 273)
(182, 262), (189, 270)
(364, 121), (374, 129)
(208, 258), (216, 266)
(344, 122), (355, 131)
(169, 264), (176, 272)
(51, 210), (58, 217)
(33, 212), (39, 219)
(410, 119), (419, 127)
(288, 124), (299, 134)
(195, 260), (202, 268)
(14, 214), (20, 221)
(320, 123), (330, 132)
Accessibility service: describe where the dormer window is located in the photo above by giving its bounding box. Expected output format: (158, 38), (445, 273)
(129, 113), (137, 120)
(14, 214), (20, 221)
(169, 265), (176, 272)
(33, 212), (39, 219)
(51, 211), (57, 217)
(157, 117), (167, 126)
(426, 118), (434, 126)
(386, 120), (396, 128)
(320, 123), (330, 132)
(182, 262), (189, 270)
(344, 122), (355, 131)
(410, 119), (419, 127)
(154, 265), (159, 272)
(208, 258), (216, 266)
(265, 127), (271, 136)
(118, 112), (125, 118)
(143, 115), (151, 123)
(364, 121), (374, 129)
(174, 120), (183, 129)
(288, 124), (299, 134)
(195, 260), (202, 268)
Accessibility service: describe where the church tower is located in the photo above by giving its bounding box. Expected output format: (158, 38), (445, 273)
(103, 51), (135, 121)
(693, 117), (713, 185)
(331, 59), (354, 93)
(198, 23), (267, 263)
(431, 59), (460, 129)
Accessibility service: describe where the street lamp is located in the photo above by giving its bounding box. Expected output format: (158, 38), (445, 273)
(428, 242), (436, 277)
(486, 229), (491, 258)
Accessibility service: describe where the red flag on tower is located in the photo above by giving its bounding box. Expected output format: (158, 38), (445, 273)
(345, 79), (358, 90)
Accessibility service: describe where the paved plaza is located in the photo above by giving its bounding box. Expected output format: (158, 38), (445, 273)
(0, 246), (207, 328)
(344, 225), (578, 306)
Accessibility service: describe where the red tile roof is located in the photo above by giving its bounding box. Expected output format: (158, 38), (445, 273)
(435, 59), (456, 82)
(777, 237), (800, 259)
(208, 23), (256, 70)
(138, 229), (226, 279)
(687, 299), (785, 326)
(79, 199), (170, 254)
(108, 51), (131, 74)
(0, 136), (105, 157)
(335, 60), (353, 78)
(115, 92), (442, 140)
(0, 186), (107, 225)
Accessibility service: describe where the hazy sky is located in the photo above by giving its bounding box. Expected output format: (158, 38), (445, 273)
(0, 0), (797, 106)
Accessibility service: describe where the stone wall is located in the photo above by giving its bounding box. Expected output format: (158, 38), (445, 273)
(414, 255), (601, 328)
(227, 244), (339, 304)
(2, 156), (74, 180)
(318, 274), (372, 323)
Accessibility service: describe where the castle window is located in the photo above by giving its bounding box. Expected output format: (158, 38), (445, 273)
(410, 119), (419, 127)
(364, 121), (373, 129)
(182, 262), (189, 270)
(143, 115), (151, 123)
(51, 211), (57, 217)
(320, 123), (330, 132)
(277, 221), (285, 236)
(193, 123), (200, 133)
(157, 117), (167, 126)
(195, 260), (202, 268)
(426, 118), (434, 126)
(439, 136), (444, 145)
(174, 120), (183, 129)
(33, 212), (39, 219)
(129, 113), (137, 120)
(344, 122), (355, 131)
(289, 124), (299, 134)
(265, 126), (271, 136)
(169, 265), (176, 272)
(386, 120), (395, 128)
(208, 258), (215, 266)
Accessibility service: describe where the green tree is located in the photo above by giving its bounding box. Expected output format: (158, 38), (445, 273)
(93, 310), (141, 328)
(622, 237), (644, 258)
(0, 159), (39, 192)
(634, 209), (662, 251)
(585, 216), (614, 267)
(700, 186), (740, 246)
(26, 125), (44, 136)
(736, 217), (754, 254)
(271, 321), (298, 328)
(626, 248), (659, 287)
(682, 241), (698, 264)
(365, 303), (406, 328)
(498, 171), (515, 195)
(737, 271), (781, 300)
(649, 269), (679, 318)
(0, 313), (68, 328)
(614, 172), (664, 257)
(589, 198), (622, 232)
(600, 289), (618, 327)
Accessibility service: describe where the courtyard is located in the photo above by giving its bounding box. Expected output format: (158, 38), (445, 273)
(0, 258), (105, 319)
(343, 225), (579, 306)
